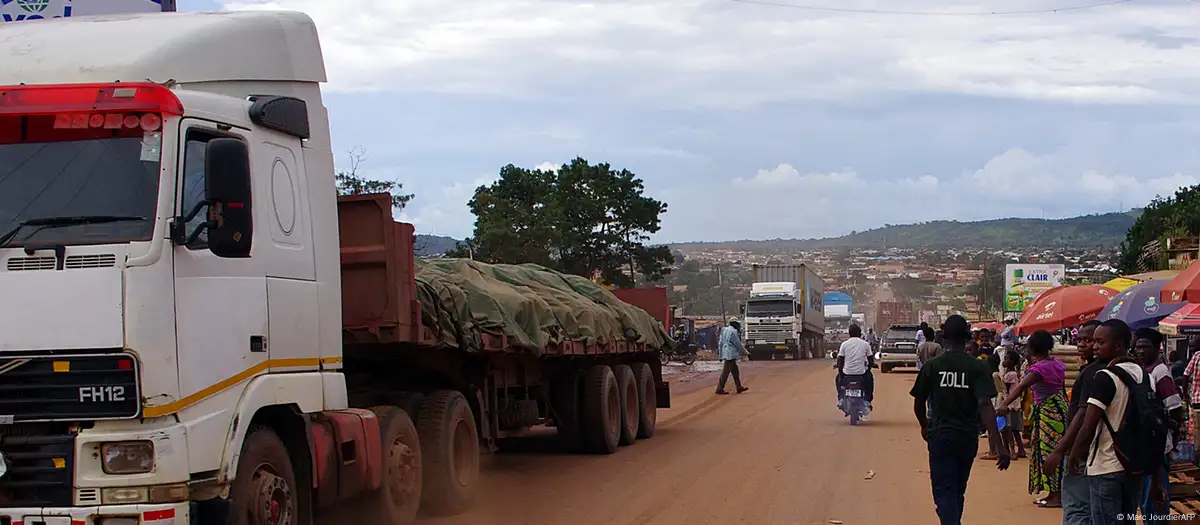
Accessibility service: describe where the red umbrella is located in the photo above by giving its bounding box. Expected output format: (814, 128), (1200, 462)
(1161, 261), (1200, 304)
(1158, 303), (1200, 337)
(1014, 285), (1118, 335)
(975, 321), (1004, 332)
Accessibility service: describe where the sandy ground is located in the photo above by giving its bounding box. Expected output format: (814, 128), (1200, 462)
(419, 360), (1063, 525)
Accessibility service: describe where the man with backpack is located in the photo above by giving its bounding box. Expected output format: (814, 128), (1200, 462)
(1067, 320), (1167, 525)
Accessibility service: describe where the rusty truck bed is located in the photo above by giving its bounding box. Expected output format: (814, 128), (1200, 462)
(338, 194), (667, 356)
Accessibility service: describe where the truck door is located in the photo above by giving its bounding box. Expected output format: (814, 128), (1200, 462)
(172, 120), (269, 414)
(254, 135), (319, 371)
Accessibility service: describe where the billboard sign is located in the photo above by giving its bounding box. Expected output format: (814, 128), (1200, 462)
(1004, 264), (1065, 313)
(0, 0), (170, 23)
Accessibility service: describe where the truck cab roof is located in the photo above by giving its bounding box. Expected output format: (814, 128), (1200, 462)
(0, 11), (326, 86)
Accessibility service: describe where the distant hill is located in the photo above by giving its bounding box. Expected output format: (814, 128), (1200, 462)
(415, 235), (461, 257)
(671, 211), (1140, 250)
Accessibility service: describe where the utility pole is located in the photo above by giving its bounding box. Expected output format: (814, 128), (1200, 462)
(980, 258), (987, 321)
(718, 263), (727, 324)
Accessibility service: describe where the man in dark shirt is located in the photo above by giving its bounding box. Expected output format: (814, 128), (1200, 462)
(1047, 319), (1101, 525)
(912, 315), (1009, 525)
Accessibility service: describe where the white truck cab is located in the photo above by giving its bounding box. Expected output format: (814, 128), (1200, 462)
(743, 282), (805, 360)
(0, 11), (346, 525)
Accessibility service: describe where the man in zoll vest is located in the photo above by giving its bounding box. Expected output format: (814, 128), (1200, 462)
(911, 315), (1009, 525)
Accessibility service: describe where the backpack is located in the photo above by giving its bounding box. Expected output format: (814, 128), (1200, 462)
(1091, 365), (1168, 475)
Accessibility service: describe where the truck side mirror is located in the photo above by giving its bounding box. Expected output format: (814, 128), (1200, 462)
(204, 138), (254, 258)
(739, 304), (746, 314)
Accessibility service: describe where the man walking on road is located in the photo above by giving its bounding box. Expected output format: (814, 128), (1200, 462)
(912, 315), (1010, 525)
(716, 318), (749, 395)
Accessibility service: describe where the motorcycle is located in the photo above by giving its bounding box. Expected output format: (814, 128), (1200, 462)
(841, 377), (869, 426)
(660, 342), (698, 365)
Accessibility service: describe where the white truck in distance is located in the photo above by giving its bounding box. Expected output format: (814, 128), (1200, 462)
(743, 264), (825, 361)
(0, 10), (674, 525)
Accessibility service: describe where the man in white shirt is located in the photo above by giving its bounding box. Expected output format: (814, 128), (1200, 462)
(837, 324), (874, 409)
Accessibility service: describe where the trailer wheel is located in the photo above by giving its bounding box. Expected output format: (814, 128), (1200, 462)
(550, 370), (585, 453)
(343, 406), (422, 525)
(582, 365), (621, 454)
(229, 426), (298, 525)
(631, 362), (657, 439)
(417, 391), (480, 515)
(612, 365), (639, 447)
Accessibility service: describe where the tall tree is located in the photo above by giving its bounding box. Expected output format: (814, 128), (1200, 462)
(334, 147), (414, 211)
(1119, 185), (1200, 273)
(451, 158), (673, 287)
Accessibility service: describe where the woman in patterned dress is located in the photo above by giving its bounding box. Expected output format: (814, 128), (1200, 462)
(998, 330), (1067, 508)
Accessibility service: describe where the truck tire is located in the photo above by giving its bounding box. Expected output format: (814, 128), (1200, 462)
(611, 364), (639, 447)
(347, 406), (422, 525)
(229, 426), (299, 525)
(582, 365), (621, 454)
(551, 370), (585, 453)
(631, 362), (657, 439)
(395, 392), (425, 422)
(416, 391), (480, 516)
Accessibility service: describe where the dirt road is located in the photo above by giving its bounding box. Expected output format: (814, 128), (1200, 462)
(421, 360), (1062, 525)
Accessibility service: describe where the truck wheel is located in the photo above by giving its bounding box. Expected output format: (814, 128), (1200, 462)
(417, 391), (480, 515)
(229, 426), (298, 525)
(395, 392), (425, 422)
(551, 370), (585, 453)
(354, 406), (422, 525)
(582, 365), (621, 454)
(631, 362), (657, 439)
(612, 365), (639, 447)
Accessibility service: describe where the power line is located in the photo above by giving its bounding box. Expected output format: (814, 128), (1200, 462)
(729, 0), (1137, 16)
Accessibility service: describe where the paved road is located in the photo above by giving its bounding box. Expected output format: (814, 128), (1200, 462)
(421, 360), (1061, 525)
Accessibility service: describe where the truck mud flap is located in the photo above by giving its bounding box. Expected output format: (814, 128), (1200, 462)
(656, 381), (671, 409)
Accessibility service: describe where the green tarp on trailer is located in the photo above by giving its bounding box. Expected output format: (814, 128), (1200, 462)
(414, 259), (674, 355)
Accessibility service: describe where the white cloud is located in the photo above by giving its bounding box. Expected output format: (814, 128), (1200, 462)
(399, 175), (497, 239)
(656, 147), (1200, 241)
(221, 0), (1200, 107)
(533, 161), (558, 172)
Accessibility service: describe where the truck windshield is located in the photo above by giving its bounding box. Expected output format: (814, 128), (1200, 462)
(0, 115), (160, 247)
(746, 300), (794, 317)
(827, 318), (850, 331)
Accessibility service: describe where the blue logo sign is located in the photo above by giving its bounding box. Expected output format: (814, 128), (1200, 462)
(0, 1), (163, 22)
(1144, 296), (1160, 315)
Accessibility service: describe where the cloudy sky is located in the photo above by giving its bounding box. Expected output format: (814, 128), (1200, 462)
(178, 0), (1200, 242)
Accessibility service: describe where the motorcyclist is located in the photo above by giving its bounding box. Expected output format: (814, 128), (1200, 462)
(836, 324), (875, 411)
(866, 328), (880, 352)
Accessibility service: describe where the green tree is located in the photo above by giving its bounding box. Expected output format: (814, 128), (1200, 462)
(1119, 185), (1200, 273)
(334, 147), (413, 211)
(450, 158), (673, 287)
